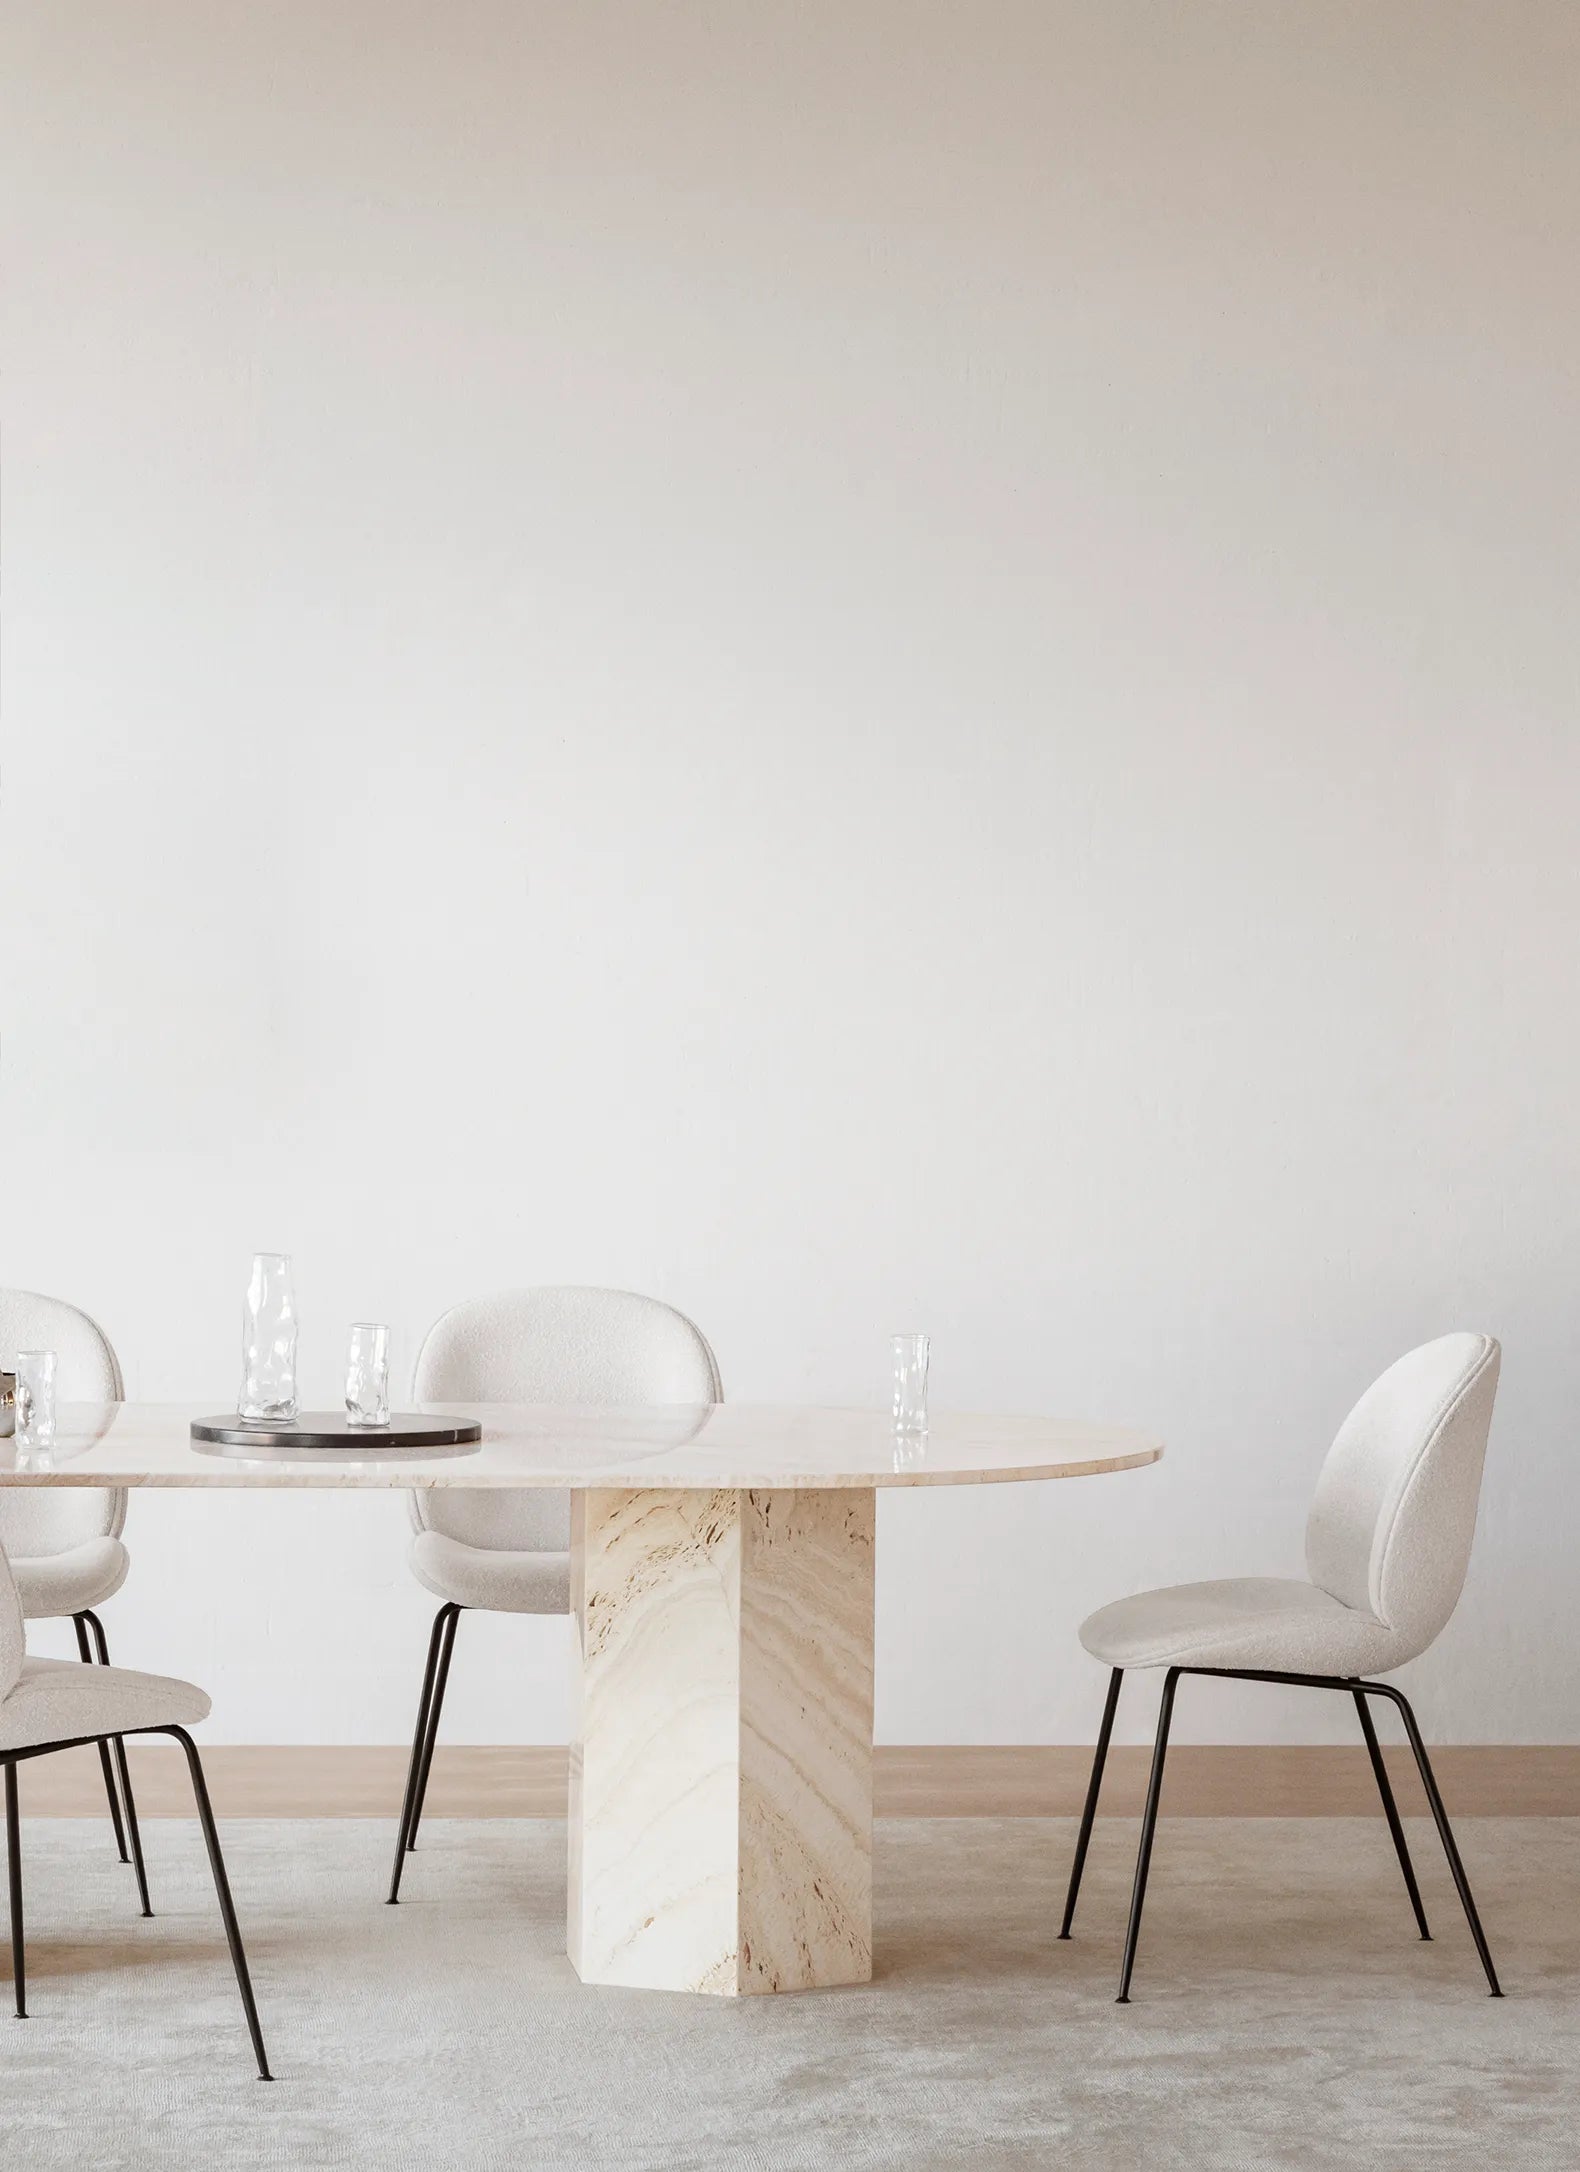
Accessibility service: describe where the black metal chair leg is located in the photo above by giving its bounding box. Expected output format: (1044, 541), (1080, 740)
(1116, 1667), (1179, 2004)
(406, 1605), (459, 1856)
(1368, 1685), (1502, 1996)
(1059, 1668), (1123, 1938)
(72, 1615), (130, 1865)
(387, 1604), (457, 1904)
(5, 1760), (23, 2018)
(115, 1741), (154, 1920)
(386, 1608), (444, 1899)
(159, 1727), (272, 2077)
(1352, 1687), (1429, 1940)
(81, 1613), (152, 1915)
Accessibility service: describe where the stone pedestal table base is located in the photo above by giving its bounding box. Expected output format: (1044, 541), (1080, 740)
(568, 1486), (876, 1995)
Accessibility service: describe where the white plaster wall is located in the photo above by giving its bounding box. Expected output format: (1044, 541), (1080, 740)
(1, 2), (1576, 1745)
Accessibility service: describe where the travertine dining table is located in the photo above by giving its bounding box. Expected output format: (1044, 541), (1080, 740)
(2, 1401), (1161, 1997)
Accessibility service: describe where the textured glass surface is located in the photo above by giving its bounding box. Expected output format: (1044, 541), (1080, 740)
(345, 1322), (391, 1428)
(239, 1252), (299, 1424)
(891, 1333), (930, 1434)
(15, 1349), (57, 1452)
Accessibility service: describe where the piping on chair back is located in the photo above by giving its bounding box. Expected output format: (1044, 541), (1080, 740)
(408, 1286), (723, 1553)
(1304, 1332), (1501, 1667)
(0, 1291), (126, 1557)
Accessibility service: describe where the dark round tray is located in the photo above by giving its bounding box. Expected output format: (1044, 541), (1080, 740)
(191, 1411), (481, 1460)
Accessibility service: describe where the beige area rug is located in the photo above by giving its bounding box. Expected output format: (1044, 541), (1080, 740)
(0, 1815), (1573, 2170)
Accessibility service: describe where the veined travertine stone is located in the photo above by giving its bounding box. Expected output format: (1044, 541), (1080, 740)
(569, 1486), (875, 1995)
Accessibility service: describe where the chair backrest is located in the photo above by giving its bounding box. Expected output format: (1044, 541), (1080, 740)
(409, 1286), (722, 1554)
(0, 1290), (126, 1558)
(1305, 1332), (1501, 1658)
(0, 1537), (21, 1702)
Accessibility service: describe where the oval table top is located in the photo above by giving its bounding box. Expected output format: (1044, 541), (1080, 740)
(0, 1402), (1163, 1492)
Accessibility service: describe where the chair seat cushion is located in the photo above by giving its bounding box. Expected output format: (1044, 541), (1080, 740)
(12, 1539), (130, 1620)
(1078, 1577), (1406, 1676)
(409, 1530), (571, 1615)
(0, 1656), (210, 1753)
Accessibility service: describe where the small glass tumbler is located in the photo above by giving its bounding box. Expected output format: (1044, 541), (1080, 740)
(345, 1323), (391, 1428)
(891, 1333), (930, 1434)
(239, 1252), (299, 1424)
(15, 1350), (58, 1454)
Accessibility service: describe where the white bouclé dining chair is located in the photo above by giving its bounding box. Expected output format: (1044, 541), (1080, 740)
(0, 1530), (270, 2075)
(1060, 1333), (1503, 2002)
(386, 1286), (723, 1903)
(0, 1290), (145, 1898)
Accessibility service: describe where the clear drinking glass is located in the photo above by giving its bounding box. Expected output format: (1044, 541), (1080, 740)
(15, 1350), (57, 1453)
(239, 1252), (299, 1424)
(345, 1322), (391, 1428)
(892, 1332), (930, 1433)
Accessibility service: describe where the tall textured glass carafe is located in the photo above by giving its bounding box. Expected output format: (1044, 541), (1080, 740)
(239, 1252), (299, 1424)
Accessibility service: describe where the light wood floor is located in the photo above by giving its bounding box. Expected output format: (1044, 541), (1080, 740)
(16, 1743), (1580, 1817)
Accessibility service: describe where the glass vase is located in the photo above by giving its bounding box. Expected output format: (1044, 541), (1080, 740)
(239, 1252), (299, 1424)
